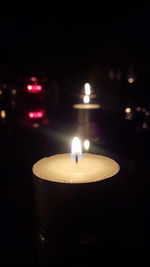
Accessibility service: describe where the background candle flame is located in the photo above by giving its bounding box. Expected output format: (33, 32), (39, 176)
(83, 95), (90, 104)
(125, 107), (131, 114)
(84, 83), (91, 95)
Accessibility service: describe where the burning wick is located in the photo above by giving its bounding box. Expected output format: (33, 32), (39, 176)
(75, 154), (78, 164)
(71, 136), (82, 163)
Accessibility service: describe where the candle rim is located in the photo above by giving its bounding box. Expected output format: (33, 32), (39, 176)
(33, 169), (120, 185)
(73, 104), (100, 109)
(33, 153), (120, 184)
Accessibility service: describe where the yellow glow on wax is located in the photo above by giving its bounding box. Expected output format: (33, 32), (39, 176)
(73, 104), (100, 109)
(33, 153), (120, 184)
(84, 140), (90, 151)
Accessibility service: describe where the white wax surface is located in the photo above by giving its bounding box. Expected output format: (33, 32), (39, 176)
(33, 153), (120, 184)
(73, 104), (100, 109)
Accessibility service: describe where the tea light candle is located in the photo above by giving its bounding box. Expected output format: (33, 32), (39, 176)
(33, 137), (120, 184)
(33, 137), (120, 248)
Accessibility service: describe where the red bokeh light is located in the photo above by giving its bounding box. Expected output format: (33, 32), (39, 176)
(30, 77), (37, 82)
(28, 110), (45, 119)
(27, 84), (42, 93)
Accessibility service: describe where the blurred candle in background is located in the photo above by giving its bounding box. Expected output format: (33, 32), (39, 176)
(83, 95), (90, 104)
(84, 83), (91, 96)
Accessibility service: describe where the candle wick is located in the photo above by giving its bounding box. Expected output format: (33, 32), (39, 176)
(75, 154), (78, 164)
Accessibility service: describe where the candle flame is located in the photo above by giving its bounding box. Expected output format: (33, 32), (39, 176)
(84, 139), (90, 151)
(84, 83), (91, 95)
(71, 137), (82, 159)
(83, 95), (90, 104)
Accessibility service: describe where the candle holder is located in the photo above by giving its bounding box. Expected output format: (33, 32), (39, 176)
(34, 175), (98, 238)
(33, 170), (121, 264)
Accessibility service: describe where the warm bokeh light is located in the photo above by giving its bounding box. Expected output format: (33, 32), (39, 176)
(145, 111), (150, 116)
(125, 107), (131, 113)
(83, 95), (90, 104)
(0, 90), (2, 95)
(71, 137), (82, 156)
(0, 110), (6, 119)
(128, 77), (134, 84)
(136, 106), (141, 112)
(84, 83), (91, 95)
(12, 89), (17, 95)
(84, 140), (90, 151)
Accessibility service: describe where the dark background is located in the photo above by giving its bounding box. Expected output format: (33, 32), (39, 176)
(1, 4), (150, 107)
(0, 4), (150, 265)
(0, 5), (150, 83)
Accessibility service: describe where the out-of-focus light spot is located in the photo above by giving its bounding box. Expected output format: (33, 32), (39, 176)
(145, 111), (150, 116)
(142, 108), (146, 113)
(41, 236), (45, 241)
(27, 85), (32, 90)
(128, 77), (134, 84)
(125, 113), (133, 120)
(143, 122), (148, 129)
(28, 110), (44, 119)
(12, 89), (17, 95)
(84, 140), (90, 151)
(84, 83), (91, 95)
(0, 90), (2, 95)
(136, 106), (141, 112)
(83, 95), (90, 104)
(125, 107), (131, 113)
(29, 112), (34, 118)
(0, 110), (6, 119)
(36, 85), (42, 91)
(33, 123), (40, 128)
(30, 77), (37, 82)
(27, 84), (42, 93)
